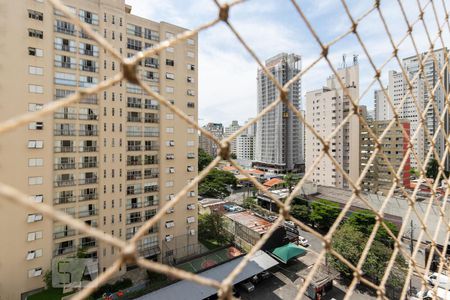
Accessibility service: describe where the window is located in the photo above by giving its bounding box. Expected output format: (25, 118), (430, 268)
(28, 10), (44, 21)
(29, 85), (43, 94)
(28, 267), (43, 278)
(144, 28), (159, 41)
(27, 213), (43, 223)
(55, 20), (75, 35)
(166, 113), (174, 120)
(27, 231), (43, 241)
(26, 249), (43, 260)
(166, 127), (174, 133)
(187, 76), (195, 83)
(79, 9), (99, 25)
(165, 221), (175, 228)
(127, 24), (142, 37)
(187, 204), (196, 210)
(28, 158), (44, 167)
(187, 165), (194, 172)
(187, 64), (195, 71)
(55, 72), (77, 86)
(166, 47), (174, 53)
(165, 32), (175, 39)
(166, 59), (174, 66)
(165, 73), (175, 80)
(166, 154), (174, 160)
(29, 66), (44, 75)
(187, 216), (195, 224)
(166, 140), (175, 147)
(28, 140), (44, 149)
(30, 194), (44, 203)
(28, 29), (43, 39)
(28, 176), (43, 185)
(187, 89), (195, 96)
(29, 122), (44, 130)
(187, 38), (195, 45)
(187, 128), (195, 134)
(187, 102), (195, 108)
(127, 38), (142, 51)
(187, 51), (195, 58)
(28, 47), (43, 57)
(165, 86), (174, 94)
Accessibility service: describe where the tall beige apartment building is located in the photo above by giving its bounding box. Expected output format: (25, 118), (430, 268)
(0, 0), (198, 298)
(305, 63), (360, 189)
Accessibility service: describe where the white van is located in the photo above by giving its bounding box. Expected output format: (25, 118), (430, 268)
(428, 273), (450, 290)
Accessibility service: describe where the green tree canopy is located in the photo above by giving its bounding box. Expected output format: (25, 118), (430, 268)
(290, 204), (310, 223)
(198, 148), (213, 171)
(199, 169), (237, 198)
(310, 199), (340, 230)
(426, 158), (439, 180)
(345, 210), (399, 247)
(198, 213), (230, 244)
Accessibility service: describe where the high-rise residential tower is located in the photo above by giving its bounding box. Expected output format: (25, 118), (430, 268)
(0, 1), (198, 298)
(199, 122), (223, 157)
(305, 62), (360, 189)
(224, 120), (241, 155)
(254, 53), (304, 174)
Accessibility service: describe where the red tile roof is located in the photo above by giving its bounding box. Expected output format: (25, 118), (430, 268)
(263, 178), (285, 188)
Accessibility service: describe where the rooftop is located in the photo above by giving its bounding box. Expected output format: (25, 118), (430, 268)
(225, 210), (273, 234)
(264, 178), (285, 188)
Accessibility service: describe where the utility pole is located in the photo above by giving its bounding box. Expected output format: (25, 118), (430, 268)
(410, 219), (414, 295)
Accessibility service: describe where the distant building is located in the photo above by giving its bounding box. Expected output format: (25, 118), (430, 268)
(254, 53), (305, 174)
(224, 120), (241, 155)
(360, 119), (411, 194)
(374, 89), (391, 121)
(236, 134), (254, 160)
(305, 63), (360, 189)
(199, 122), (224, 157)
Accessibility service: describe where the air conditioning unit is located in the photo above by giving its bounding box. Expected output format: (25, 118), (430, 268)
(166, 207), (174, 214)
(189, 229), (196, 236)
(165, 235), (173, 242)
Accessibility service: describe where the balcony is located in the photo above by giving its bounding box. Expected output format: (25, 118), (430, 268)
(127, 174), (142, 181)
(79, 114), (98, 120)
(127, 146), (142, 151)
(145, 145), (159, 151)
(144, 186), (158, 193)
(54, 146), (75, 153)
(53, 229), (76, 239)
(54, 42), (76, 53)
(144, 198), (159, 207)
(80, 48), (98, 57)
(54, 112), (77, 120)
(55, 25), (76, 36)
(144, 118), (159, 124)
(54, 179), (76, 187)
(144, 172), (159, 179)
(79, 177), (98, 185)
(144, 131), (159, 137)
(145, 104), (159, 110)
(80, 239), (96, 249)
(80, 65), (98, 73)
(126, 217), (142, 225)
(79, 146), (97, 152)
(127, 189), (142, 196)
(54, 129), (76, 136)
(54, 196), (76, 205)
(79, 193), (98, 201)
(78, 209), (98, 218)
(54, 61), (77, 69)
(54, 163), (76, 170)
(144, 159), (159, 165)
(53, 245), (76, 256)
(79, 162), (98, 169)
(127, 117), (142, 123)
(127, 131), (143, 137)
(79, 130), (98, 136)
(126, 202), (143, 210)
(80, 96), (98, 105)
(127, 160), (142, 166)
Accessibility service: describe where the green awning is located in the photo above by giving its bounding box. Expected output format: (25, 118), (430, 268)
(271, 243), (306, 263)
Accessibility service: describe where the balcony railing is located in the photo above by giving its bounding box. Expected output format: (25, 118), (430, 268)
(54, 129), (76, 136)
(54, 179), (76, 187)
(79, 146), (97, 152)
(54, 61), (77, 69)
(78, 114), (98, 120)
(144, 186), (159, 193)
(145, 146), (159, 151)
(80, 49), (98, 57)
(127, 131), (143, 137)
(80, 240), (96, 248)
(144, 118), (159, 124)
(79, 130), (98, 136)
(79, 177), (98, 185)
(80, 96), (98, 104)
(54, 42), (76, 53)
(144, 159), (159, 165)
(55, 25), (76, 36)
(54, 112), (77, 119)
(78, 209), (98, 218)
(54, 146), (75, 153)
(54, 163), (76, 170)
(126, 202), (142, 209)
(80, 65), (98, 73)
(144, 172), (159, 179)
(127, 117), (142, 123)
(54, 196), (76, 205)
(126, 217), (142, 225)
(79, 162), (98, 168)
(127, 175), (142, 181)
(53, 229), (76, 239)
(127, 146), (142, 151)
(143, 132), (159, 137)
(79, 193), (98, 201)
(127, 160), (142, 166)
(127, 189), (142, 196)
(53, 245), (76, 256)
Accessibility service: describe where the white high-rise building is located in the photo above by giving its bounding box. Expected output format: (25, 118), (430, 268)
(224, 120), (241, 155)
(254, 53), (304, 173)
(236, 118), (256, 161)
(305, 63), (360, 189)
(374, 89), (392, 121)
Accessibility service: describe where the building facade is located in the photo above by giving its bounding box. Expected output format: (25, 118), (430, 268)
(254, 53), (304, 174)
(374, 88), (391, 121)
(0, 1), (198, 298)
(224, 120), (241, 155)
(305, 63), (360, 189)
(360, 120), (411, 194)
(199, 122), (223, 157)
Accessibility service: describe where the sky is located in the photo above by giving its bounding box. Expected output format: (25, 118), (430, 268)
(125, 0), (449, 126)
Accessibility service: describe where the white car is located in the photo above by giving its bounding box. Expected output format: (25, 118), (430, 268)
(298, 236), (309, 247)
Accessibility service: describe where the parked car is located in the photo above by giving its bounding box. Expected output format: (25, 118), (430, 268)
(298, 236), (309, 247)
(239, 281), (255, 292)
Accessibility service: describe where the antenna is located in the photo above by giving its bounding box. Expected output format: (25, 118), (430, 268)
(353, 54), (359, 65)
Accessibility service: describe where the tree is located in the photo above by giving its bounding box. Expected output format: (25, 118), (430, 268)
(345, 210), (398, 247)
(310, 199), (340, 230)
(410, 168), (419, 179)
(426, 158), (439, 180)
(290, 204), (310, 223)
(328, 223), (406, 286)
(230, 153), (237, 159)
(198, 213), (230, 244)
(199, 169), (237, 198)
(242, 197), (256, 209)
(198, 148), (213, 171)
(283, 173), (297, 194)
(43, 270), (52, 289)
